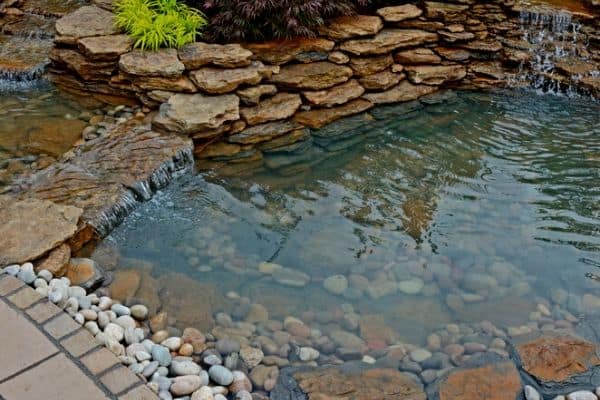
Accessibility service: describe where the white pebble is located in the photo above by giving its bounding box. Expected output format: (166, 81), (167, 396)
(524, 385), (541, 400)
(105, 323), (125, 342)
(567, 391), (597, 400)
(37, 269), (53, 282)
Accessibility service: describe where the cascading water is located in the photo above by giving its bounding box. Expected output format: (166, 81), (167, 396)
(515, 7), (599, 97)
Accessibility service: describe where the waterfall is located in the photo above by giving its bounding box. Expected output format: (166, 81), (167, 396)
(514, 8), (598, 97)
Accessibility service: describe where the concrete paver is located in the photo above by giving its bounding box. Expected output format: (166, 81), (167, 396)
(0, 300), (58, 380)
(0, 354), (110, 400)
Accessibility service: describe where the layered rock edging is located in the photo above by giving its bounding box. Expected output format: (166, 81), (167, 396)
(48, 1), (600, 170)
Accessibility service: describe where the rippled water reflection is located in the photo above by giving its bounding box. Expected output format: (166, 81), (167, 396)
(96, 90), (600, 344)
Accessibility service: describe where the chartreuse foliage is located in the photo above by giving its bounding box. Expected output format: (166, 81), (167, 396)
(115, 0), (206, 51)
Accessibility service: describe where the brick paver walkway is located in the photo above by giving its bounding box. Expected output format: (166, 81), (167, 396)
(0, 274), (158, 400)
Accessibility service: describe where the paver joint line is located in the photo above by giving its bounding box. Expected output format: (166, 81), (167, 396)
(0, 294), (120, 399)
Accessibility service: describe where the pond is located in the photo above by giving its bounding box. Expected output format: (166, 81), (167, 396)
(93, 89), (600, 347)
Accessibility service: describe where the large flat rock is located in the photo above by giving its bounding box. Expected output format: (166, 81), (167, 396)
(271, 364), (426, 400)
(119, 49), (184, 77)
(55, 6), (119, 43)
(340, 29), (438, 56)
(511, 333), (600, 396)
(244, 38), (335, 65)
(0, 195), (82, 265)
(21, 122), (193, 238)
(269, 61), (353, 90)
(433, 357), (522, 400)
(318, 15), (383, 40)
(152, 93), (240, 134)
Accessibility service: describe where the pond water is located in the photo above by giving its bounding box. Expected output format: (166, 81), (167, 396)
(94, 90), (600, 346)
(0, 84), (101, 187)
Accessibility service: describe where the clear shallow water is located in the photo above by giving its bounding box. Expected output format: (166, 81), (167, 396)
(95, 90), (600, 344)
(0, 84), (88, 163)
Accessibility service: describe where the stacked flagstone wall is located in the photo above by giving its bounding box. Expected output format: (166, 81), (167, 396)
(49, 1), (599, 168)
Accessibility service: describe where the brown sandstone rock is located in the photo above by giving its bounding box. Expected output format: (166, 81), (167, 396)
(438, 361), (521, 400)
(152, 93), (240, 134)
(460, 39), (503, 53)
(237, 84), (277, 105)
(359, 314), (398, 345)
(65, 257), (104, 289)
(0, 196), (82, 265)
(362, 81), (437, 104)
(109, 270), (141, 302)
(340, 29), (438, 56)
(359, 70), (403, 91)
(293, 367), (426, 400)
(158, 273), (223, 331)
(319, 15), (383, 40)
(132, 75), (197, 93)
(240, 93), (302, 125)
(425, 1), (469, 20)
(302, 79), (365, 107)
(35, 243), (71, 276)
(269, 62), (353, 90)
(398, 19), (445, 31)
(258, 128), (310, 152)
(55, 6), (119, 44)
(189, 61), (269, 94)
(196, 141), (242, 159)
(77, 35), (133, 61)
(244, 38), (335, 65)
(328, 51), (350, 64)
(395, 48), (442, 64)
(178, 42), (252, 69)
(49, 48), (116, 81)
(119, 49), (184, 77)
(514, 334), (600, 383)
(435, 47), (471, 61)
(228, 121), (302, 145)
(294, 99), (373, 129)
(438, 30), (476, 43)
(377, 4), (423, 22)
(349, 54), (394, 76)
(405, 64), (467, 85)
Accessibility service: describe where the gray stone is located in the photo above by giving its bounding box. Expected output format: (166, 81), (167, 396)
(170, 360), (201, 376)
(152, 344), (172, 367)
(170, 375), (202, 396)
(209, 365), (234, 386)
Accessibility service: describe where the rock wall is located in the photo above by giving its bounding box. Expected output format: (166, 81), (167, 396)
(48, 1), (600, 167)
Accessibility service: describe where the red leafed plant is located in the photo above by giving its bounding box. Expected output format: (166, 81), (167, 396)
(194, 0), (374, 42)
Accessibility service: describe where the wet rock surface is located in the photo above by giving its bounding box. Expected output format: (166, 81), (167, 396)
(271, 364), (426, 400)
(0, 195), (82, 265)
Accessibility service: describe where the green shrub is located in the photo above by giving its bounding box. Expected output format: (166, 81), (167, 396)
(115, 0), (207, 51)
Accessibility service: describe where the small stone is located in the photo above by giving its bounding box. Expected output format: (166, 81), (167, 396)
(179, 343), (194, 357)
(299, 347), (320, 361)
(209, 365), (234, 386)
(4, 265), (20, 276)
(240, 346), (264, 369)
(17, 263), (36, 284)
(216, 339), (240, 355)
(524, 386), (541, 400)
(143, 361), (159, 377)
(131, 304), (149, 320)
(398, 278), (424, 295)
(170, 375), (202, 396)
(410, 348), (432, 363)
(566, 391), (597, 400)
(153, 330), (170, 344)
(162, 337), (183, 352)
(323, 275), (348, 295)
(111, 304), (131, 316)
(37, 269), (53, 282)
(192, 386), (214, 400)
(171, 360), (201, 376)
(104, 323), (124, 342)
(136, 351), (152, 362)
(152, 345), (172, 367)
(115, 315), (136, 330)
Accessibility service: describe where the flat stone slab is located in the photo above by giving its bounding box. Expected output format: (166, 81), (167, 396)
(271, 364), (426, 399)
(0, 196), (82, 265)
(511, 333), (600, 395)
(20, 122), (193, 238)
(55, 6), (119, 42)
(0, 298), (58, 380)
(432, 357), (522, 400)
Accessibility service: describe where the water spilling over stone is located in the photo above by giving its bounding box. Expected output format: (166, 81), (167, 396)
(514, 5), (600, 96)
